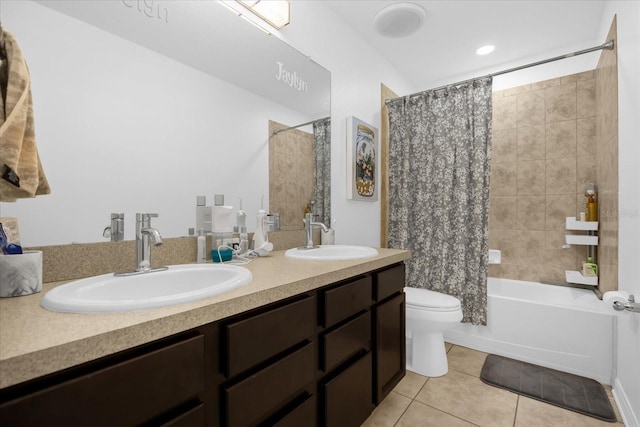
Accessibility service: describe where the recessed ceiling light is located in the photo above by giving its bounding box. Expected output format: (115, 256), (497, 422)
(476, 45), (495, 55)
(374, 3), (426, 38)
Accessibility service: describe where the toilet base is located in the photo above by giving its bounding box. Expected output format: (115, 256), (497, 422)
(406, 332), (449, 377)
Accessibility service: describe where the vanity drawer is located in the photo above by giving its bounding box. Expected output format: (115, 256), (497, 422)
(375, 264), (405, 301)
(160, 403), (206, 427)
(322, 276), (372, 328)
(0, 335), (205, 427)
(225, 295), (316, 377)
(321, 311), (371, 372)
(322, 351), (374, 427)
(272, 393), (316, 427)
(225, 341), (315, 427)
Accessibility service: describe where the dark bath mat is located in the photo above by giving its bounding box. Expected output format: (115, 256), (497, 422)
(480, 354), (616, 422)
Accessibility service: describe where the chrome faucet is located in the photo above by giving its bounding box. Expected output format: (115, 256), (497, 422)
(115, 213), (167, 276)
(103, 213), (124, 242)
(302, 212), (328, 249)
(135, 213), (166, 272)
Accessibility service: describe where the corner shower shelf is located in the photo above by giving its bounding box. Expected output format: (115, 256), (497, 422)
(565, 217), (599, 286)
(565, 217), (598, 231)
(565, 234), (599, 246)
(565, 270), (598, 286)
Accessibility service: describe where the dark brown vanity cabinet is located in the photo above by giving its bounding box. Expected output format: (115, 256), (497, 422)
(0, 263), (406, 427)
(373, 264), (406, 404)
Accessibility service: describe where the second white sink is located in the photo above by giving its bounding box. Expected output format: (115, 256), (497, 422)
(285, 245), (378, 261)
(41, 264), (252, 313)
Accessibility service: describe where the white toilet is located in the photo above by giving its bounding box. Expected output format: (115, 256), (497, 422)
(404, 286), (463, 377)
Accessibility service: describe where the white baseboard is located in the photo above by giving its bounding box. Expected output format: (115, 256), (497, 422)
(613, 378), (639, 427)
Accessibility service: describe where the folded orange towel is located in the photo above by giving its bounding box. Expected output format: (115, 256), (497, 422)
(0, 29), (50, 202)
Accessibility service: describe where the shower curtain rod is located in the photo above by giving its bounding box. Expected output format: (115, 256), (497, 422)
(272, 116), (330, 135)
(386, 40), (614, 104)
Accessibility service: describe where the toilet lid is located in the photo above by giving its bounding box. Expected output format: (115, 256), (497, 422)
(404, 287), (461, 310)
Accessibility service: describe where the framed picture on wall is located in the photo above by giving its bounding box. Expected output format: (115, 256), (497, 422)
(346, 116), (378, 201)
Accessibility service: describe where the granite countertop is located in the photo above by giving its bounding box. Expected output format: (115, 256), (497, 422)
(0, 248), (409, 389)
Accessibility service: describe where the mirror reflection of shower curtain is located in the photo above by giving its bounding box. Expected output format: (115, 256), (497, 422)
(386, 78), (492, 325)
(313, 118), (331, 226)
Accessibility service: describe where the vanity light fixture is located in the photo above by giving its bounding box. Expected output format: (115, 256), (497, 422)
(236, 0), (290, 30)
(476, 45), (495, 55)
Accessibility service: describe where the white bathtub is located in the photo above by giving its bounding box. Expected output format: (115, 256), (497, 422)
(444, 277), (615, 385)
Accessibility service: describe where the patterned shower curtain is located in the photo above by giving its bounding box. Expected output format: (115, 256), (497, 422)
(387, 78), (492, 325)
(313, 118), (331, 226)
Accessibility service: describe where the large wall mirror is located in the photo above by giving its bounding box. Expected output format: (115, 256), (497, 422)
(0, 0), (330, 246)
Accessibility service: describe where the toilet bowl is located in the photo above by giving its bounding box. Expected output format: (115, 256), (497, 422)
(404, 286), (463, 377)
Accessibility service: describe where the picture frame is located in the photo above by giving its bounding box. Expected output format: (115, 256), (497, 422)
(346, 116), (378, 201)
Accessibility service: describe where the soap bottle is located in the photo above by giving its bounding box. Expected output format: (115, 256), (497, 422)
(586, 193), (598, 221)
(196, 228), (206, 263)
(304, 202), (312, 217)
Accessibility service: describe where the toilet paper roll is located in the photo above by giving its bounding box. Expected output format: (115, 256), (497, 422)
(603, 291), (630, 311)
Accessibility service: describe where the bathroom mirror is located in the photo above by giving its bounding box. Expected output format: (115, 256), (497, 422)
(0, 0), (330, 246)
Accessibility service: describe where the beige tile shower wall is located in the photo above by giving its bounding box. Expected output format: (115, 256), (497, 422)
(595, 17), (619, 294)
(269, 121), (315, 231)
(489, 71), (598, 283)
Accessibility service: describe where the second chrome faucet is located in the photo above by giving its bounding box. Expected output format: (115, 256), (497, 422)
(302, 212), (328, 249)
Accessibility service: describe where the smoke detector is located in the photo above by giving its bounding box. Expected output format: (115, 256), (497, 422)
(374, 3), (426, 38)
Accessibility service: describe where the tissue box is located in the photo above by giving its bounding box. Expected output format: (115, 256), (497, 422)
(0, 251), (43, 297)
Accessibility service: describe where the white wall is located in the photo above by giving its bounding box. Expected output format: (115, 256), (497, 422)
(0, 1), (311, 245)
(278, 2), (414, 247)
(600, 3), (640, 426)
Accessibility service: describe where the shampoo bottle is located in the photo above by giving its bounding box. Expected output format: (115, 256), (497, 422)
(586, 194), (598, 221)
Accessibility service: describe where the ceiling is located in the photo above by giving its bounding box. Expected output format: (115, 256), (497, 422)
(321, 1), (608, 91)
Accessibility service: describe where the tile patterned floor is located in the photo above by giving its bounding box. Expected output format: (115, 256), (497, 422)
(362, 344), (624, 427)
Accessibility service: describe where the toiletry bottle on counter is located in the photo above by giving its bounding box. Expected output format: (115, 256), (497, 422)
(195, 196), (212, 233)
(212, 194), (233, 233)
(196, 228), (206, 263)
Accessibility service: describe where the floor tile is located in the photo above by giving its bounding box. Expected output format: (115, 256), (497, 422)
(515, 396), (625, 427)
(415, 369), (518, 427)
(445, 342), (453, 352)
(396, 401), (475, 427)
(393, 370), (428, 399)
(447, 345), (489, 377)
(360, 391), (411, 427)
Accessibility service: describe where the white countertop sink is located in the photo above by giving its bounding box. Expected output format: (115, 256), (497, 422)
(41, 264), (252, 313)
(284, 245), (378, 261)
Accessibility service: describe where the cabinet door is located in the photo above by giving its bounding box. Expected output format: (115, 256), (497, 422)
(322, 352), (374, 427)
(224, 342), (315, 427)
(225, 295), (316, 377)
(322, 277), (371, 328)
(321, 311), (371, 373)
(375, 264), (405, 302)
(374, 293), (406, 404)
